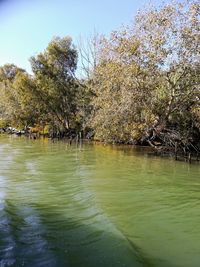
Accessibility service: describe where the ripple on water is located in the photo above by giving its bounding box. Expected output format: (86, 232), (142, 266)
(0, 137), (200, 267)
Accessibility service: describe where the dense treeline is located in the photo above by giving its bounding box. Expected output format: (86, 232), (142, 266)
(0, 0), (199, 156)
(0, 37), (88, 139)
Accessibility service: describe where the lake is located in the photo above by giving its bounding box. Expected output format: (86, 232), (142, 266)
(0, 135), (200, 267)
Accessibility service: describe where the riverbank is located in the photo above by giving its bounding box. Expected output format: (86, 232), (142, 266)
(1, 130), (199, 164)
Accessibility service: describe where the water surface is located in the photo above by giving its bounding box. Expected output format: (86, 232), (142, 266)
(0, 135), (200, 267)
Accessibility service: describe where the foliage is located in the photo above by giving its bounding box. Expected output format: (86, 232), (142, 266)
(30, 36), (80, 133)
(0, 64), (36, 128)
(0, 1), (199, 155)
(0, 37), (88, 136)
(87, 0), (200, 153)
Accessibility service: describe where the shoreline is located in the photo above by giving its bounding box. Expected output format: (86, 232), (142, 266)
(1, 132), (199, 164)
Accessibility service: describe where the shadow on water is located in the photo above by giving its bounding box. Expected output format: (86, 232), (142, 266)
(0, 199), (147, 267)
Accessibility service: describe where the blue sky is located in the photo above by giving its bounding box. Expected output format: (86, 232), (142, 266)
(0, 0), (162, 73)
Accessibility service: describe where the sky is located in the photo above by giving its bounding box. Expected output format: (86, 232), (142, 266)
(0, 0), (162, 73)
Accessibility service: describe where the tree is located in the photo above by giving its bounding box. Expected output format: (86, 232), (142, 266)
(0, 64), (42, 129)
(87, 0), (200, 153)
(30, 36), (80, 134)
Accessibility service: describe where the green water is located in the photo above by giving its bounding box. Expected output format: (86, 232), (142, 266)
(0, 136), (200, 267)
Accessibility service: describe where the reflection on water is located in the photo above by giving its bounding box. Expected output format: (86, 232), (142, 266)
(0, 136), (200, 267)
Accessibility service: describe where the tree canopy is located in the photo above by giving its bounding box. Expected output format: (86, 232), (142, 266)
(87, 0), (200, 154)
(0, 0), (199, 155)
